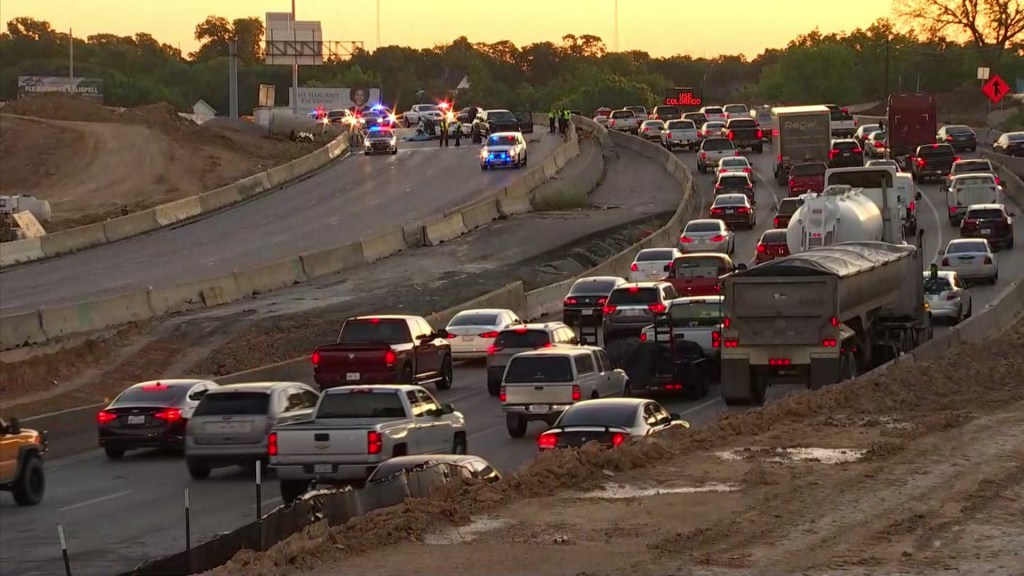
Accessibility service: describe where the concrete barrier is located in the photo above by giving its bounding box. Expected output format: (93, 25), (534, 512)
(40, 290), (154, 339)
(459, 199), (501, 230)
(361, 229), (407, 263)
(265, 158), (301, 188)
(541, 157), (559, 179)
(498, 193), (533, 216)
(198, 183), (244, 213)
(147, 279), (211, 316)
(0, 237), (44, 266)
(0, 310), (46, 349)
(403, 223), (426, 248)
(233, 171), (274, 200)
(424, 213), (469, 246)
(299, 242), (366, 279)
(234, 258), (308, 297)
(425, 281), (527, 328)
(200, 275), (244, 307)
(102, 209), (160, 242)
(39, 222), (108, 257)
(503, 177), (533, 198)
(154, 195), (203, 227)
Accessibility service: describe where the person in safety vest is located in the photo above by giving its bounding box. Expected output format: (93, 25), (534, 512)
(439, 116), (450, 147)
(548, 109), (557, 133)
(452, 118), (462, 146)
(559, 108), (569, 134)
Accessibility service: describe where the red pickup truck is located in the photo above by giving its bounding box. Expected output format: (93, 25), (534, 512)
(788, 162), (826, 196)
(311, 315), (453, 391)
(662, 253), (745, 297)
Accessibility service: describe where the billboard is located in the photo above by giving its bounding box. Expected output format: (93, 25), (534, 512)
(663, 87), (704, 110)
(289, 87), (381, 113)
(18, 76), (104, 103)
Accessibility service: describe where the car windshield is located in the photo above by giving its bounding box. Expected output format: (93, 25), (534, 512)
(193, 392), (270, 416)
(704, 107), (724, 114)
(1008, 133), (1024, 142)
(669, 301), (723, 326)
(705, 122), (725, 129)
(557, 404), (636, 428)
(946, 126), (972, 134)
(953, 176), (996, 187)
(448, 313), (499, 327)
(494, 330), (550, 348)
(719, 176), (749, 187)
(702, 139), (733, 151)
(861, 124), (880, 133)
(827, 170), (894, 189)
(643, 121), (664, 128)
(114, 384), (189, 405)
(569, 279), (619, 295)
(418, 105), (439, 112)
(947, 241), (987, 254)
(761, 230), (788, 244)
(673, 256), (724, 278)
(487, 135), (518, 146)
(504, 356), (575, 383)
(953, 162), (991, 174)
(656, 106), (680, 115)
(918, 145), (954, 158)
(339, 319), (411, 345)
(316, 391), (406, 419)
(636, 249), (676, 262)
(713, 196), (746, 206)
(608, 287), (659, 304)
(724, 105), (747, 114)
(686, 221), (723, 233)
(833, 141), (859, 151)
(368, 130), (393, 138)
(720, 158), (748, 167)
(684, 114), (707, 123)
(966, 209), (1004, 220)
(778, 199), (804, 215)
(923, 277), (952, 295)
(728, 119), (756, 128)
(611, 111), (634, 119)
(667, 120), (695, 130)
(488, 111), (516, 121)
(790, 163), (825, 176)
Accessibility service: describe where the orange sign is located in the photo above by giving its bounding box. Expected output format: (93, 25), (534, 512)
(981, 75), (1010, 104)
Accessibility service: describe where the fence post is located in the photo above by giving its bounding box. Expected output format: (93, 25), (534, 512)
(185, 488), (192, 575)
(58, 524), (72, 576)
(256, 463), (263, 552)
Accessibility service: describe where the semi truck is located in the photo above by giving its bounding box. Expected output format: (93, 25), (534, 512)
(885, 94), (937, 161)
(771, 105), (832, 184)
(720, 240), (931, 406)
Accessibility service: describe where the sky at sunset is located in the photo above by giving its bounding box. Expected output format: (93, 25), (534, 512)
(1, 0), (895, 58)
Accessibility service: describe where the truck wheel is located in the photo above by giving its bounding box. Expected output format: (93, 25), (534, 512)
(186, 459), (211, 480)
(754, 144), (763, 153)
(104, 447), (125, 460)
(12, 454), (44, 506)
(452, 433), (467, 455)
(487, 378), (501, 397)
(750, 374), (768, 406)
(506, 414), (527, 438)
(435, 356), (453, 391)
(279, 480), (309, 504)
(400, 365), (414, 384)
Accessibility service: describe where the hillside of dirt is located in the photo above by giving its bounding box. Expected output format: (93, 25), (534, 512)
(0, 94), (326, 229)
(205, 319), (1024, 576)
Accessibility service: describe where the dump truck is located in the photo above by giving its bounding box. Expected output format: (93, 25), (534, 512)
(720, 240), (931, 406)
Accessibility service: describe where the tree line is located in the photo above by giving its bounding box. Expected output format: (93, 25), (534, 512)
(1, 7), (1021, 116)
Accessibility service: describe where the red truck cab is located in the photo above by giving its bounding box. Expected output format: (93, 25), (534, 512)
(312, 315), (453, 391)
(788, 162), (826, 196)
(663, 253), (745, 297)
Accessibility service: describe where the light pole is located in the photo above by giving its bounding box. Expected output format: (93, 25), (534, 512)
(613, 0), (619, 52)
(376, 0), (381, 50)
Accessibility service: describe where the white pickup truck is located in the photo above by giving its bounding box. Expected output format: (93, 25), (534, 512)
(640, 296), (724, 361)
(403, 104), (444, 127)
(662, 119), (701, 151)
(946, 174), (1002, 225)
(608, 109), (640, 134)
(270, 385), (466, 502)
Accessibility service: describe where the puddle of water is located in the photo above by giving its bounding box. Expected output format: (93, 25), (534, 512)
(573, 482), (741, 499)
(716, 447), (866, 464)
(422, 516), (510, 544)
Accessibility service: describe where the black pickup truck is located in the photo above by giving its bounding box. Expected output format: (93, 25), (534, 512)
(723, 118), (763, 153)
(910, 143), (957, 183)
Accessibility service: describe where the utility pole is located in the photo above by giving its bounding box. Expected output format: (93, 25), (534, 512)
(613, 0), (619, 52)
(376, 0), (381, 51)
(69, 28), (74, 81)
(883, 35), (890, 99)
(291, 0), (299, 115)
(229, 41), (239, 119)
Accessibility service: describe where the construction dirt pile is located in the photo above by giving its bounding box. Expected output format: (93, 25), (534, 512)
(0, 94), (325, 229)
(203, 319), (1024, 576)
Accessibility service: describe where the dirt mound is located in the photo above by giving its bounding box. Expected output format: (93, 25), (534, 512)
(3, 94), (119, 122)
(204, 319), (1024, 576)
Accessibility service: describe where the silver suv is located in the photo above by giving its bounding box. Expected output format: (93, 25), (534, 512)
(602, 282), (678, 340)
(697, 137), (737, 174)
(486, 323), (578, 396)
(185, 381), (320, 479)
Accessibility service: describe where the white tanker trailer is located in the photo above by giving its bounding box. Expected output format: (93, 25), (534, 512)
(786, 186), (884, 254)
(720, 240), (931, 406)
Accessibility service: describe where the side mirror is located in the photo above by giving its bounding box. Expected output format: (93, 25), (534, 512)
(439, 403), (455, 415)
(579, 337), (590, 345)
(663, 264), (672, 272)
(736, 263), (748, 271)
(669, 413), (682, 422)
(190, 389), (208, 401)
(436, 328), (449, 339)
(915, 191), (922, 200)
(7, 417), (21, 435)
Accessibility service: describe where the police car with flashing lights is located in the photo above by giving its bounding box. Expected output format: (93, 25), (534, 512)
(480, 132), (527, 170)
(364, 126), (398, 155)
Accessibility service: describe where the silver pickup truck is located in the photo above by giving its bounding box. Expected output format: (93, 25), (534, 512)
(640, 296), (725, 361)
(270, 384), (466, 502)
(697, 138), (738, 174)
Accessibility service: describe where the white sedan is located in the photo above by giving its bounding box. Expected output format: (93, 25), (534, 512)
(938, 238), (998, 284)
(630, 248), (683, 282)
(444, 309), (523, 359)
(717, 156), (753, 176)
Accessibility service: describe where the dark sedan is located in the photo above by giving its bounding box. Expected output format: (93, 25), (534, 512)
(537, 398), (688, 450)
(97, 379), (217, 459)
(937, 125), (977, 152)
(993, 131), (1024, 157)
(366, 455), (501, 484)
(562, 276), (628, 328)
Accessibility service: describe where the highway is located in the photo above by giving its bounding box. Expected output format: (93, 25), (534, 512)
(0, 126), (563, 314)
(3, 138), (1022, 576)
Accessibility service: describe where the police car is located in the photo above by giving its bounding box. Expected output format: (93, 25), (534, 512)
(364, 126), (398, 155)
(480, 132), (527, 170)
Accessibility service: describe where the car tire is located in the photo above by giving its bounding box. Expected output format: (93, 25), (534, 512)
(1007, 238), (1014, 250)
(186, 459), (211, 480)
(12, 454), (44, 506)
(481, 164), (488, 171)
(400, 364), (414, 384)
(452, 434), (468, 455)
(622, 382), (632, 397)
(522, 154), (528, 166)
(104, 447), (125, 460)
(954, 305), (963, 325)
(435, 355), (453, 391)
(506, 414), (527, 438)
(279, 479), (309, 504)
(966, 301), (973, 318)
(754, 144), (763, 153)
(391, 149), (398, 155)
(487, 378), (501, 397)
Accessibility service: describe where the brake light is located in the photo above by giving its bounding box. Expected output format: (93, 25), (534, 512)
(727, 130), (734, 140)
(384, 350), (397, 366)
(648, 303), (667, 314)
(874, 141), (884, 148)
(917, 158), (927, 168)
(564, 297), (578, 305)
(311, 351), (320, 366)
(680, 235), (694, 243)
(97, 410), (118, 425)
(822, 339), (837, 347)
(711, 331), (721, 348)
(631, 263), (639, 271)
(736, 207), (749, 214)
(768, 358), (791, 365)
(571, 384), (581, 401)
(597, 297), (607, 305)
(949, 207), (957, 214)
(153, 408), (182, 423)
(828, 150), (838, 159)
(852, 148), (862, 154)
(141, 383), (168, 391)
(909, 201), (915, 211)
(611, 433), (625, 447)
(665, 261), (674, 270)
(715, 184), (723, 190)
(369, 318), (381, 324)
(773, 217), (779, 227)
(700, 151), (707, 159)
(735, 150), (740, 156)
(942, 257), (950, 266)
(639, 332), (647, 341)
(367, 431), (383, 455)
(499, 386), (506, 401)
(756, 129), (763, 139)
(757, 244), (766, 253)
(602, 305), (617, 315)
(710, 235), (726, 242)
(514, 327), (528, 333)
(666, 131), (672, 138)
(744, 167), (752, 173)
(931, 144), (939, 149)
(723, 317), (731, 328)
(710, 208), (724, 215)
(610, 119), (616, 126)
(983, 256), (993, 265)
(541, 342), (554, 348)
(723, 338), (739, 348)
(268, 432), (278, 456)
(642, 127), (649, 132)
(445, 332), (457, 339)
(479, 331), (499, 338)
(538, 432), (558, 449)
(628, 286), (639, 293)
(831, 316), (839, 327)
(946, 136), (953, 142)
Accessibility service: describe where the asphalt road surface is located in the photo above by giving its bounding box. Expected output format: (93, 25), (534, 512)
(0, 127), (563, 314)
(3, 139), (1022, 576)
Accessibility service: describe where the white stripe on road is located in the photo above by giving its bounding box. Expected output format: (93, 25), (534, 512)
(58, 490), (132, 512)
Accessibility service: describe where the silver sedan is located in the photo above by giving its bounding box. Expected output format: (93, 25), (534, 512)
(923, 269), (972, 324)
(678, 219), (735, 255)
(537, 398), (689, 451)
(937, 238), (998, 284)
(444, 308), (523, 359)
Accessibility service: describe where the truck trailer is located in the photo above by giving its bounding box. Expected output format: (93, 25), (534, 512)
(720, 241), (931, 406)
(771, 105), (832, 184)
(886, 94), (937, 160)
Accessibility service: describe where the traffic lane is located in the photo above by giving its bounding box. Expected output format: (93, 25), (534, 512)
(0, 127), (562, 313)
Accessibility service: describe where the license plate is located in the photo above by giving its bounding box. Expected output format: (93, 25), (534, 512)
(313, 464), (333, 474)
(346, 372), (360, 381)
(126, 415), (145, 425)
(581, 309), (594, 316)
(624, 309), (645, 316)
(529, 404), (549, 412)
(206, 421), (249, 433)
(725, 209), (735, 213)
(461, 336), (474, 342)
(981, 229), (991, 234)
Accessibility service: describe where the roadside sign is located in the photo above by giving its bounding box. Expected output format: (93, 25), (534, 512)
(982, 75), (1010, 104)
(977, 67), (990, 81)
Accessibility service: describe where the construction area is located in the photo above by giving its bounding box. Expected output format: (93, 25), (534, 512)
(205, 318), (1024, 576)
(0, 94), (325, 230)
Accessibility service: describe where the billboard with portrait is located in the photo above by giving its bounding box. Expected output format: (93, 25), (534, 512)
(289, 87), (382, 113)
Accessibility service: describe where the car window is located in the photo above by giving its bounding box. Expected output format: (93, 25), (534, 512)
(406, 391), (426, 417)
(673, 256), (724, 278)
(702, 138), (734, 151)
(923, 277), (952, 295)
(917, 145), (954, 158)
(316, 390), (406, 419)
(832, 141), (858, 151)
(686, 221), (724, 233)
(113, 384), (187, 405)
(495, 329), (551, 348)
(643, 403), (660, 426)
(703, 107), (724, 114)
(611, 111), (634, 119)
(193, 392), (270, 416)
(558, 404), (636, 428)
(636, 249), (678, 262)
(557, 327), (578, 344)
(487, 135), (518, 146)
(719, 175), (749, 187)
(728, 119), (756, 128)
(669, 301), (723, 326)
(449, 313), (500, 326)
(667, 120), (695, 130)
(339, 319), (411, 344)
(415, 390), (440, 414)
(965, 209), (1004, 220)
(504, 356), (575, 383)
(597, 350), (612, 372)
(946, 241), (988, 254)
(569, 278), (620, 295)
(608, 287), (659, 304)
(713, 196), (747, 206)
(284, 388), (314, 412)
(778, 198), (804, 215)
(187, 384), (209, 401)
(574, 354), (595, 375)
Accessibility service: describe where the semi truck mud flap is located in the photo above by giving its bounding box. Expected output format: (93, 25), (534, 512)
(809, 357), (841, 390)
(721, 358), (752, 405)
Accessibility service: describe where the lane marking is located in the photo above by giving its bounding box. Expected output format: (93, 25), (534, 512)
(468, 426), (501, 441)
(58, 490), (131, 512)
(919, 182), (944, 264)
(679, 397), (723, 415)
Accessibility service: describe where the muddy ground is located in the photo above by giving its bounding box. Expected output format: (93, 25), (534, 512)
(202, 317), (1024, 576)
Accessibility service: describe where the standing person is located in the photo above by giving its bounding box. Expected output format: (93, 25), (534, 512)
(548, 108), (556, 133)
(452, 118), (462, 147)
(439, 117), (449, 147)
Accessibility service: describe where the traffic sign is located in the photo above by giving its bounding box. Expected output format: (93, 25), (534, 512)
(981, 75), (1010, 104)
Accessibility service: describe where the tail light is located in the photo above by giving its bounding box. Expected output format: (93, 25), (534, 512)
(666, 131), (672, 138)
(445, 333), (458, 339)
(367, 431), (383, 455)
(946, 293), (958, 300)
(639, 332), (647, 341)
(908, 201), (915, 211)
(384, 350), (397, 367)
(723, 317), (731, 328)
(648, 303), (667, 314)
(946, 136), (953, 142)
(710, 208), (724, 215)
(97, 410), (118, 425)
(773, 217), (780, 227)
(828, 150), (839, 159)
(768, 358), (792, 365)
(756, 244), (766, 253)
(727, 130), (734, 140)
(744, 167), (752, 173)
(571, 384), (581, 401)
(564, 297), (578, 305)
(830, 316), (839, 327)
(486, 344), (497, 355)
(874, 141), (884, 148)
(611, 433), (625, 447)
(597, 297), (607, 305)
(983, 256), (993, 265)
(852, 148), (862, 154)
(953, 157), (961, 162)
(941, 257), (950, 266)
(756, 129), (763, 139)
(154, 408), (182, 422)
(841, 108), (848, 114)
(610, 119), (616, 126)
(642, 127), (649, 132)
(631, 263), (639, 271)
(499, 386), (506, 401)
(268, 432), (278, 456)
(821, 339), (837, 347)
(514, 327), (529, 333)
(949, 207), (957, 214)
(700, 152), (707, 159)
(735, 150), (740, 156)
(711, 331), (721, 348)
(715, 184), (723, 190)
(736, 207), (750, 214)
(679, 235), (694, 243)
(311, 351), (320, 367)
(723, 338), (739, 348)
(602, 305), (617, 315)
(777, 153), (783, 162)
(537, 432), (558, 449)
(479, 331), (499, 338)
(917, 158), (927, 168)
(710, 235), (726, 242)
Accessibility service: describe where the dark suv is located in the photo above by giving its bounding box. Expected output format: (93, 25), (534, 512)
(562, 276), (628, 328)
(827, 139), (865, 168)
(602, 282), (678, 340)
(485, 323), (579, 395)
(651, 105), (681, 121)
(774, 197), (804, 229)
(471, 109), (523, 143)
(911, 143), (957, 183)
(959, 204), (1015, 250)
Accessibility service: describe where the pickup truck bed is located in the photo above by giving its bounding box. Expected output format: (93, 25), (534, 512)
(724, 119), (764, 152)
